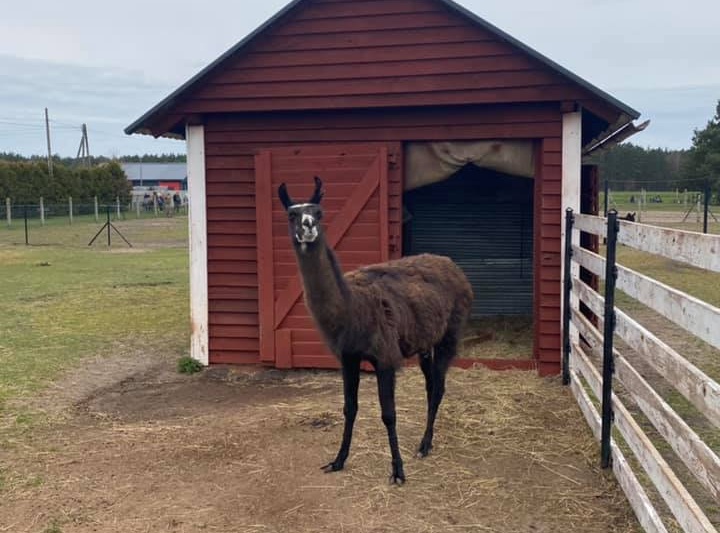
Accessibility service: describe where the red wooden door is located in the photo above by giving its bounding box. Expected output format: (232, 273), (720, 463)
(255, 144), (400, 369)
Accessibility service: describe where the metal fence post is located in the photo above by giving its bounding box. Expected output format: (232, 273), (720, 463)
(562, 208), (574, 386)
(704, 178), (710, 234)
(601, 209), (619, 469)
(603, 180), (609, 217)
(116, 196), (121, 220)
(24, 205), (28, 245)
(94, 196), (99, 222)
(40, 196), (45, 225)
(5, 198), (10, 228)
(69, 197), (73, 225)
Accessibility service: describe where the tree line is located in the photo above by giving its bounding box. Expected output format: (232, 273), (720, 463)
(0, 160), (131, 205)
(0, 152), (186, 166)
(591, 100), (720, 201)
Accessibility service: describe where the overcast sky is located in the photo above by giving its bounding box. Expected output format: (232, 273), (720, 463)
(1, 0), (718, 157)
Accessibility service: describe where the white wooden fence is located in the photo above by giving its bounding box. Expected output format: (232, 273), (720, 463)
(564, 210), (720, 532)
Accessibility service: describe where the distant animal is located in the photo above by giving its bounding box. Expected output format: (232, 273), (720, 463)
(278, 177), (473, 485)
(623, 212), (637, 222)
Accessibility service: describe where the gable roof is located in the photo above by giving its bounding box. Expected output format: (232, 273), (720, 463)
(125, 0), (640, 138)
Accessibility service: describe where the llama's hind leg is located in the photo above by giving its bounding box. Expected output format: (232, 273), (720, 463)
(321, 356), (360, 473)
(417, 333), (457, 458)
(419, 350), (433, 411)
(375, 366), (405, 485)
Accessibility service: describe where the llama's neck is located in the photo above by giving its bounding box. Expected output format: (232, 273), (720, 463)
(294, 238), (351, 333)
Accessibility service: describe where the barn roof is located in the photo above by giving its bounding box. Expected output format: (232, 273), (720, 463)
(125, 0), (641, 139)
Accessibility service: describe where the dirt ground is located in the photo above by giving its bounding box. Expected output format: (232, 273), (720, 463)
(0, 351), (642, 533)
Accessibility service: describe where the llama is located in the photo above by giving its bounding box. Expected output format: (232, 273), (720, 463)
(624, 212), (637, 222)
(278, 177), (473, 485)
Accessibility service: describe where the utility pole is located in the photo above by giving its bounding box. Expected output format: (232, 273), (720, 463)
(76, 123), (91, 167)
(44, 108), (54, 178)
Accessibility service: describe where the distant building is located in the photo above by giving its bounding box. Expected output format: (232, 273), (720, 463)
(121, 162), (187, 191)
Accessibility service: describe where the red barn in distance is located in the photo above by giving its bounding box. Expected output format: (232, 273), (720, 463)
(126, 0), (646, 376)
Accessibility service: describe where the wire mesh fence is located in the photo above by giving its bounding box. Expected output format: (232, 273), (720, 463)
(0, 199), (189, 248)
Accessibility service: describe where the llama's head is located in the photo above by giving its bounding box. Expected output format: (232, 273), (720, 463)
(278, 176), (325, 249)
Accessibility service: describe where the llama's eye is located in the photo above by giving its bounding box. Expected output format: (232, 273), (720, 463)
(316, 210), (323, 220)
(288, 211), (298, 220)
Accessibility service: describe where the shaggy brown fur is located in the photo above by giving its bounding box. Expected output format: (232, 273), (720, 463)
(326, 253), (473, 368)
(278, 177), (473, 485)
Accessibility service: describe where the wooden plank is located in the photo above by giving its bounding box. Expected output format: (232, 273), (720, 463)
(573, 245), (720, 350)
(201, 70), (563, 99)
(238, 41), (516, 68)
(257, 26), (496, 52)
(222, 55), (539, 83)
(569, 370), (669, 533)
(571, 344), (715, 533)
(205, 104), (560, 132)
(276, 329), (293, 369)
(186, 125), (209, 366)
(273, 13), (465, 36)
(573, 213), (606, 238)
(617, 264), (720, 351)
(618, 220), (720, 273)
(379, 146), (389, 262)
(572, 277), (720, 428)
(179, 85), (584, 114)
(255, 151), (276, 364)
(571, 305), (720, 501)
(204, 121), (563, 144)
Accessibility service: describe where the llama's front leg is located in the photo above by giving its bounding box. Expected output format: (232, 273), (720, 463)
(321, 356), (360, 474)
(376, 367), (405, 485)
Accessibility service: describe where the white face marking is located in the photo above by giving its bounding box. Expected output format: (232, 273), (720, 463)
(295, 211), (319, 244)
(290, 203), (314, 209)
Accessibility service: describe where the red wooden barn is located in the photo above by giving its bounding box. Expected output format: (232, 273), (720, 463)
(126, 0), (645, 376)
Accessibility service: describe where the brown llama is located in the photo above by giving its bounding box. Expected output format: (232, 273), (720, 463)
(278, 177), (474, 485)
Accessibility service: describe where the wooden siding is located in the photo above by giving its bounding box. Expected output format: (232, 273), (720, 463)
(536, 136), (563, 376)
(203, 104), (562, 367)
(176, 0), (584, 116)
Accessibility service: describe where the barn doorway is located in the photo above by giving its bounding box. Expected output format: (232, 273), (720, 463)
(402, 161), (535, 362)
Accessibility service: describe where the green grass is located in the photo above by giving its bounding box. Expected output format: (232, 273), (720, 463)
(0, 217), (189, 417)
(600, 190), (707, 213)
(177, 355), (204, 374)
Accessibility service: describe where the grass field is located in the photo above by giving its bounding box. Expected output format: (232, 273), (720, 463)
(0, 216), (189, 421)
(601, 190), (708, 213)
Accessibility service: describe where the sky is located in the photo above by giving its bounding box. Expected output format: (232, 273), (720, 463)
(0, 0), (718, 157)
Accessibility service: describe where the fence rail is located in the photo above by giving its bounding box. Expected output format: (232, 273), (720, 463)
(564, 209), (720, 532)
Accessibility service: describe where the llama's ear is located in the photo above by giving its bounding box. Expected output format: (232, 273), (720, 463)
(309, 176), (324, 204)
(278, 183), (293, 211)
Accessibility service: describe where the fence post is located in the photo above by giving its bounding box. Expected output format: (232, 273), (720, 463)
(704, 178), (710, 234)
(603, 180), (609, 217)
(5, 197), (10, 228)
(94, 196), (99, 222)
(40, 196), (45, 225)
(69, 197), (73, 225)
(136, 197), (140, 218)
(601, 210), (619, 469)
(153, 195), (158, 217)
(116, 196), (121, 220)
(562, 208), (574, 386)
(24, 205), (28, 246)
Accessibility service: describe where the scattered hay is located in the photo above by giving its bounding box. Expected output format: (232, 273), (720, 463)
(1, 365), (642, 532)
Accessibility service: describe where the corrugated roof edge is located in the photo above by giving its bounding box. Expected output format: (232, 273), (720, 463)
(124, 0), (641, 138)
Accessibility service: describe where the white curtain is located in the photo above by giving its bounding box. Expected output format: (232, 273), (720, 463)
(404, 140), (535, 191)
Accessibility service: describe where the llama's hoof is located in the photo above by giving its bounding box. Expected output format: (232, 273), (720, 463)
(389, 471), (406, 486)
(320, 461), (344, 473)
(416, 441), (433, 458)
(389, 463), (405, 486)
